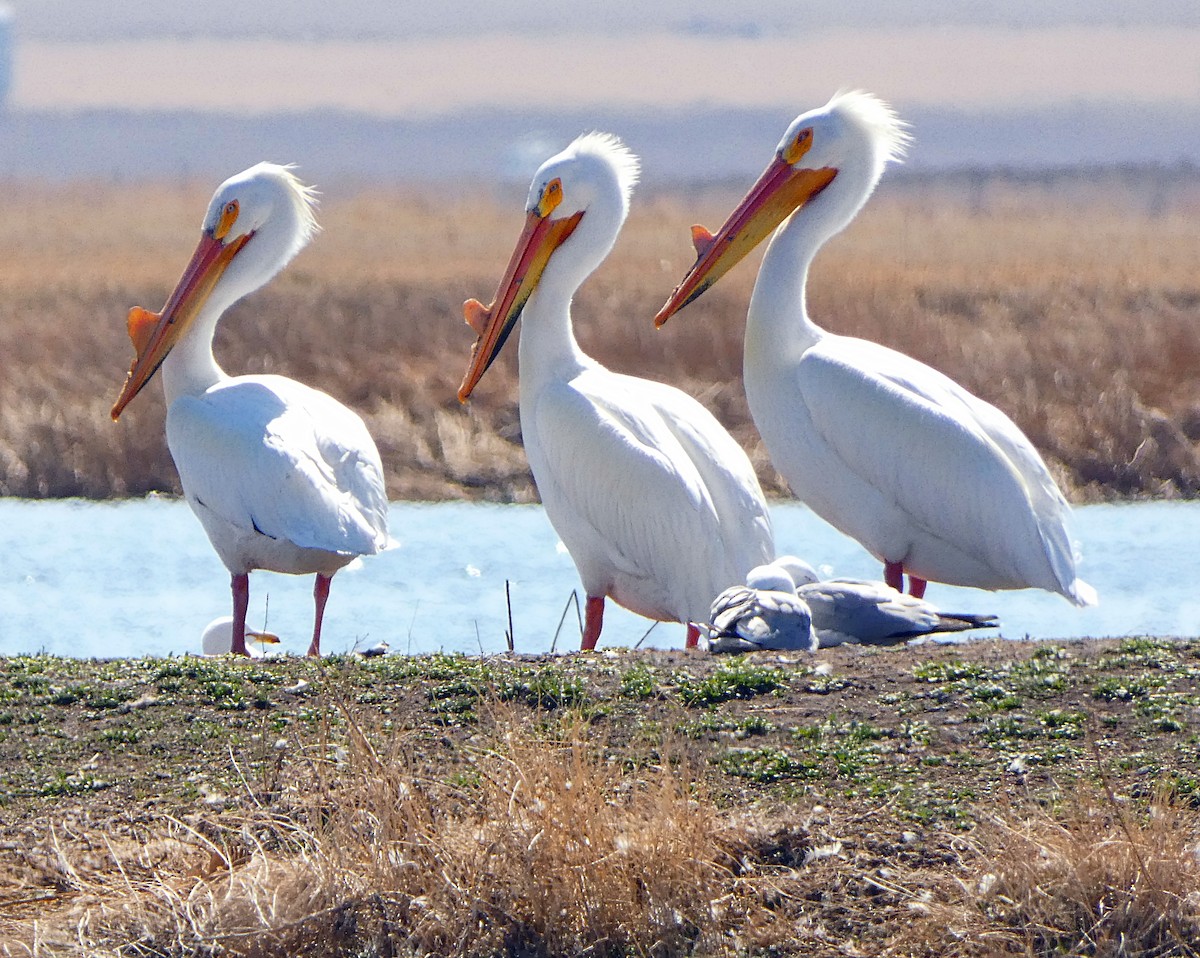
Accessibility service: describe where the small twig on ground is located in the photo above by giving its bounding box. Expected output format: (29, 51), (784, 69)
(228, 742), (266, 810)
(405, 599), (421, 654)
(634, 621), (659, 649)
(505, 580), (515, 652)
(551, 590), (582, 655)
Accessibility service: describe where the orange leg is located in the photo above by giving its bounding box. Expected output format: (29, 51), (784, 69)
(307, 573), (332, 658)
(685, 624), (701, 649)
(230, 573), (250, 657)
(581, 595), (605, 651)
(884, 561), (904, 592)
(885, 561), (928, 598)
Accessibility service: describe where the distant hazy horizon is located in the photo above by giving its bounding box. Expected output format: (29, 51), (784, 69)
(1, 102), (1197, 184)
(9, 0), (1200, 42)
(1, 4), (1197, 180)
(11, 28), (1199, 118)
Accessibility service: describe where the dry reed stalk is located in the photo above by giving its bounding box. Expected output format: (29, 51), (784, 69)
(0, 170), (1198, 501)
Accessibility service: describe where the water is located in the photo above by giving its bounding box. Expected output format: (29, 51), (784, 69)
(0, 498), (1195, 658)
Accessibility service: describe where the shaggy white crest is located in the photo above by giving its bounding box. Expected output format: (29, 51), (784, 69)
(266, 162), (321, 244)
(827, 90), (912, 166)
(230, 161), (321, 249)
(564, 131), (641, 206)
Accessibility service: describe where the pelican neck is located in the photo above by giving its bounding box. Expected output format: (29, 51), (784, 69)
(744, 209), (826, 366)
(161, 300), (229, 404)
(517, 262), (594, 389)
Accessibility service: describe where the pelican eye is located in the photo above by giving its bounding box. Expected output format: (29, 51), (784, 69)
(538, 178), (564, 217)
(782, 128), (814, 165)
(214, 199), (240, 240)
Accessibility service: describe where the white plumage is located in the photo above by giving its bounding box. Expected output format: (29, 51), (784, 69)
(200, 616), (281, 657)
(656, 92), (1095, 608)
(707, 564), (816, 653)
(773, 556), (999, 647)
(458, 133), (774, 650)
(112, 163), (389, 657)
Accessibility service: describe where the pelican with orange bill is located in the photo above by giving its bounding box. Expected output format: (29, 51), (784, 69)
(111, 163), (390, 657)
(654, 91), (1095, 608)
(457, 132), (774, 651)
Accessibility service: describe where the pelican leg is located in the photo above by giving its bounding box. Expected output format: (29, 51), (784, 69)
(685, 624), (701, 649)
(581, 595), (605, 651)
(884, 561), (904, 592)
(230, 573), (250, 657)
(909, 576), (928, 599)
(308, 573), (332, 658)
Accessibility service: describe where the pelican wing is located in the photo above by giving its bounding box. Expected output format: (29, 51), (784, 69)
(633, 376), (774, 575)
(167, 375), (389, 557)
(796, 338), (1088, 600)
(530, 371), (769, 621)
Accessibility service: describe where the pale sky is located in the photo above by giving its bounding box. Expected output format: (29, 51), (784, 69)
(8, 0), (1200, 41)
(13, 27), (1200, 117)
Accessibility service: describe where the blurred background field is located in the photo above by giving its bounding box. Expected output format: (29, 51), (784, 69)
(0, 1), (1197, 505)
(1, 167), (1198, 503)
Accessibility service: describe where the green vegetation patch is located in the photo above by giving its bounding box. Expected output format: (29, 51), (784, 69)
(619, 663), (661, 700)
(676, 713), (775, 740)
(676, 659), (791, 707)
(497, 666), (591, 711)
(720, 746), (823, 784)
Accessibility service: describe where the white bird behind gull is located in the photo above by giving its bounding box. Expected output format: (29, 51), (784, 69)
(201, 616), (282, 657)
(456, 133), (774, 651)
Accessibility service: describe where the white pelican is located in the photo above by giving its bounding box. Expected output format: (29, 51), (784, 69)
(201, 616), (282, 657)
(457, 133), (774, 651)
(654, 92), (1096, 608)
(707, 564), (816, 653)
(772, 556), (999, 647)
(111, 163), (389, 658)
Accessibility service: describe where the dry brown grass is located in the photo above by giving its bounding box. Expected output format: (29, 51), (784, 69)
(4, 641), (1200, 957)
(1, 169), (1199, 500)
(3, 708), (809, 956)
(961, 788), (1200, 956)
(8, 717), (1200, 957)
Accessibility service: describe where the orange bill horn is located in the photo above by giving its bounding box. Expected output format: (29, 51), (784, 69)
(653, 158), (838, 328)
(456, 207), (583, 403)
(463, 298), (491, 336)
(111, 230), (249, 420)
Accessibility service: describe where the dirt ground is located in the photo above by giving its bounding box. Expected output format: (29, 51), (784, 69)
(2, 636), (1198, 954)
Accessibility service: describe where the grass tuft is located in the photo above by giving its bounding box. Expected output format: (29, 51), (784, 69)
(974, 792), (1200, 956)
(676, 658), (791, 707)
(6, 710), (803, 957)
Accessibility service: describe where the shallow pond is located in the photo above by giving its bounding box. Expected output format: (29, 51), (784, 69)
(0, 498), (1194, 658)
